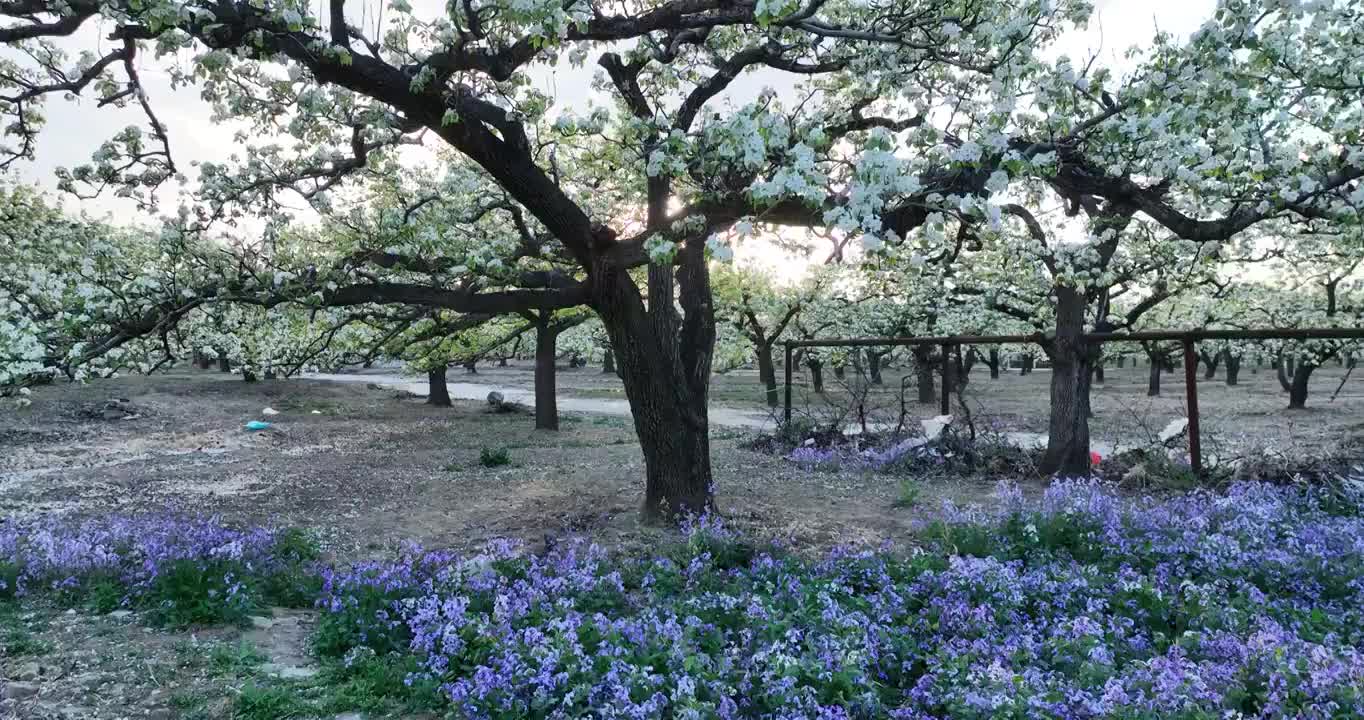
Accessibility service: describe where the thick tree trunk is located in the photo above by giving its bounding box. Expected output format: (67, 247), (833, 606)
(1200, 350), (1219, 380)
(867, 350), (884, 385)
(426, 367), (452, 407)
(1224, 352), (1241, 386)
(913, 346), (935, 404)
(987, 348), (1001, 379)
(593, 238), (715, 520)
(1287, 363), (1315, 409)
(1147, 353), (1162, 396)
(808, 358), (824, 394)
(1039, 288), (1094, 477)
(218, 357), (231, 373)
(755, 345), (779, 408)
(534, 322), (559, 430)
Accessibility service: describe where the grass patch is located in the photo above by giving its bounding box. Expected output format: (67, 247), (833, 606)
(233, 684), (313, 720)
(478, 446), (511, 468)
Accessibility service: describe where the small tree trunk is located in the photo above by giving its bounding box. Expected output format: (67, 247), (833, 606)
(427, 367), (452, 407)
(1224, 353), (1241, 386)
(1147, 353), (1162, 396)
(1094, 363), (1105, 385)
(832, 364), (845, 380)
(264, 368), (277, 380)
(602, 347), (616, 375)
(1039, 287), (1094, 477)
(1020, 355), (1034, 376)
(241, 370), (258, 383)
(534, 322), (560, 430)
(464, 361), (478, 374)
(988, 348), (1001, 379)
(498, 357), (509, 367)
(808, 358), (824, 394)
(867, 350), (884, 385)
(756, 344), (779, 408)
(1115, 355), (1125, 369)
(913, 347), (936, 404)
(218, 357), (231, 373)
(1287, 363), (1315, 409)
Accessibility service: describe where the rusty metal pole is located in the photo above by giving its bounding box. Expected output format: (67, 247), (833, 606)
(783, 342), (793, 426)
(940, 343), (952, 416)
(1182, 337), (1202, 477)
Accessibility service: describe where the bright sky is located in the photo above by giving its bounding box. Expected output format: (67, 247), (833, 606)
(11, 0), (1217, 274)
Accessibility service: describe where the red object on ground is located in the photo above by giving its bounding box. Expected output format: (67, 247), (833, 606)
(1090, 451), (1103, 465)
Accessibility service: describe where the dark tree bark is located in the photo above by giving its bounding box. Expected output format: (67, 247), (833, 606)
(1287, 362), (1316, 409)
(241, 369), (257, 382)
(1147, 352), (1162, 396)
(756, 344), (778, 408)
(264, 368), (277, 380)
(959, 348), (975, 385)
(807, 358), (824, 394)
(1276, 355), (1293, 393)
(1094, 363), (1105, 385)
(427, 366), (452, 407)
(218, 356), (231, 373)
(1020, 355), (1034, 375)
(464, 361), (478, 374)
(867, 350), (884, 385)
(498, 356), (509, 367)
(913, 346), (935, 404)
(832, 364), (845, 381)
(987, 348), (1001, 379)
(1115, 355), (1125, 369)
(1224, 351), (1241, 386)
(1039, 287), (1095, 477)
(602, 346), (616, 374)
(1199, 349), (1219, 380)
(532, 316), (562, 430)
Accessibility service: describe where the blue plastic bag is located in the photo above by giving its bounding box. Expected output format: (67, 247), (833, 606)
(245, 420), (272, 431)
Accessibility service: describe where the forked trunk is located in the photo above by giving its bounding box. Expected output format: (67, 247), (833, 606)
(1224, 353), (1241, 386)
(592, 237), (715, 520)
(534, 321), (559, 430)
(1287, 363), (1315, 409)
(1147, 353), (1162, 396)
(1200, 350), (1219, 380)
(808, 358), (824, 394)
(1039, 288), (1094, 477)
(427, 367), (452, 407)
(913, 346), (935, 404)
(756, 345), (778, 408)
(867, 350), (884, 385)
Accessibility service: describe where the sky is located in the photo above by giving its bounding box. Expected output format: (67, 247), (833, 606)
(9, 0), (1217, 274)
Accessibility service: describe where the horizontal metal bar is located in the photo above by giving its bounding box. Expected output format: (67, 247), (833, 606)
(784, 327), (1364, 350)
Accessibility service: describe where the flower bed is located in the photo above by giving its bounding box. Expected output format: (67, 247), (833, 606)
(4, 481), (1364, 718)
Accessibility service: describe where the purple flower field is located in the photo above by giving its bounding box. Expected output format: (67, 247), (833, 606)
(4, 480), (1364, 718)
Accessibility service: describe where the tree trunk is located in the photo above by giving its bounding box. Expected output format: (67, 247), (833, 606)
(1094, 363), (1105, 385)
(1286, 356), (1296, 377)
(593, 238), (715, 520)
(832, 364), (845, 380)
(913, 346), (935, 404)
(602, 347), (615, 375)
(218, 357), (231, 373)
(1020, 355), (1034, 376)
(534, 321), (559, 430)
(1287, 363), (1315, 409)
(1276, 355), (1292, 393)
(498, 357), (508, 367)
(1115, 355), (1125, 369)
(464, 361), (478, 374)
(1224, 352), (1240, 386)
(959, 348), (974, 386)
(756, 344), (778, 408)
(808, 358), (824, 394)
(867, 350), (883, 385)
(427, 367), (452, 407)
(1147, 353), (1162, 396)
(241, 370), (257, 383)
(1200, 350), (1219, 380)
(1039, 288), (1094, 477)
(987, 348), (1001, 379)
(264, 368), (277, 380)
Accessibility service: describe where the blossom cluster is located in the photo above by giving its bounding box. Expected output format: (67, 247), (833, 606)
(312, 480), (1364, 718)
